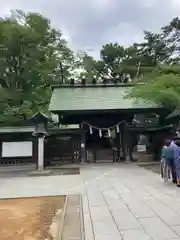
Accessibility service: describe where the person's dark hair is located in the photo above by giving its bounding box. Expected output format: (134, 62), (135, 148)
(164, 139), (171, 147)
(175, 139), (180, 147)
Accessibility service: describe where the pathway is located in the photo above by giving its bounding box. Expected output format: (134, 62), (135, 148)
(1, 164), (180, 240)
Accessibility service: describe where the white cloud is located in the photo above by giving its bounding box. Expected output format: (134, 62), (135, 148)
(172, 0), (180, 8)
(0, 0), (180, 59)
(90, 0), (117, 12)
(105, 23), (144, 47)
(138, 0), (157, 8)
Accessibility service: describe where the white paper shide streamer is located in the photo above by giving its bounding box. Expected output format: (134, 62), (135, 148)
(99, 129), (102, 137)
(116, 125), (120, 133)
(108, 129), (111, 137)
(89, 126), (93, 134)
(83, 121), (124, 138)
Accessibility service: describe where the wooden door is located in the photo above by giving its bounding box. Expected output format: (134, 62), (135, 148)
(45, 134), (81, 164)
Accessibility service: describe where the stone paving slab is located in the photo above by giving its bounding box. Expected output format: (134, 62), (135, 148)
(1, 164), (180, 240)
(139, 216), (179, 240)
(95, 232), (122, 240)
(103, 194), (129, 211)
(171, 226), (180, 236)
(145, 198), (180, 226)
(121, 194), (155, 218)
(121, 229), (151, 240)
(111, 208), (142, 230)
(93, 219), (119, 235)
(90, 205), (112, 222)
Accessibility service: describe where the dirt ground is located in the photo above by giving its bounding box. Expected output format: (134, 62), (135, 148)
(0, 196), (65, 240)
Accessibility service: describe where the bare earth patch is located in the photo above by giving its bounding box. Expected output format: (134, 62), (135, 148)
(0, 196), (65, 240)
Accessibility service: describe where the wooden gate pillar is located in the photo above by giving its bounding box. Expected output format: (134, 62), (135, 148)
(80, 125), (87, 164)
(124, 129), (133, 162)
(121, 126), (127, 161)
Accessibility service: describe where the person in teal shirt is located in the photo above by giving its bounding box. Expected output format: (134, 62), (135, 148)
(161, 140), (171, 182)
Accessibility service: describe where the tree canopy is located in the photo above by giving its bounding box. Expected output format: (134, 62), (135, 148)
(0, 10), (75, 124)
(127, 17), (180, 111)
(127, 72), (180, 109)
(1, 10), (180, 124)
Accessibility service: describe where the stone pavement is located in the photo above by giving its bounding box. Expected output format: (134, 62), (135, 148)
(0, 163), (180, 240)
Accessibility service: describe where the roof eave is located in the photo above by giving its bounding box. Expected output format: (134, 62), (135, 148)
(51, 83), (144, 90)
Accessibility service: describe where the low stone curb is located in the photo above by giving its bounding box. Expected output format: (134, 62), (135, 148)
(55, 195), (84, 240)
(28, 170), (53, 176)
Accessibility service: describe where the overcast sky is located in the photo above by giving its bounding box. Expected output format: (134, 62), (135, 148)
(1, 0), (180, 58)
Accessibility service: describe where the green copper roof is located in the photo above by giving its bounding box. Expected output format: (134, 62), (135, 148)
(49, 86), (159, 112)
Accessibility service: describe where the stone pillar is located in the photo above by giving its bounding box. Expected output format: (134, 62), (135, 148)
(38, 137), (44, 171)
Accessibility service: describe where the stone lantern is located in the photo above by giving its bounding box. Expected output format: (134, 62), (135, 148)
(30, 112), (49, 171)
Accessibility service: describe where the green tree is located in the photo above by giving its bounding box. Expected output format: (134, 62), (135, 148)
(80, 53), (106, 81)
(80, 16), (180, 83)
(127, 71), (180, 110)
(100, 43), (125, 75)
(137, 31), (168, 66)
(80, 53), (97, 81)
(162, 17), (180, 63)
(121, 44), (146, 78)
(0, 10), (74, 124)
(98, 37), (168, 80)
